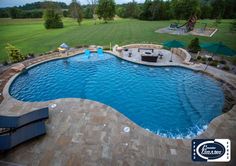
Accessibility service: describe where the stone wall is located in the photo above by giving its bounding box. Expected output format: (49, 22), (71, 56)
(122, 44), (163, 49)
(171, 48), (192, 65)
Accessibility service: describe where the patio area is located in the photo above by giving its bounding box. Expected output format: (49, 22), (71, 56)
(121, 48), (183, 64)
(0, 97), (236, 166)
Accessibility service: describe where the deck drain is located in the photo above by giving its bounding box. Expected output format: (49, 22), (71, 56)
(170, 149), (177, 155)
(123, 126), (130, 133)
(50, 103), (57, 108)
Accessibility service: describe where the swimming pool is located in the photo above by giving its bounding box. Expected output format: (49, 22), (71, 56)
(9, 53), (225, 138)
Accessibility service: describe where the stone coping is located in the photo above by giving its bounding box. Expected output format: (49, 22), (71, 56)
(0, 47), (235, 141)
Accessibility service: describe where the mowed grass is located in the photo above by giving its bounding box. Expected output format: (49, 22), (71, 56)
(0, 18), (236, 62)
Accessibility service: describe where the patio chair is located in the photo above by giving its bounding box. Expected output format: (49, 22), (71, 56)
(0, 107), (49, 151)
(128, 50), (132, 57)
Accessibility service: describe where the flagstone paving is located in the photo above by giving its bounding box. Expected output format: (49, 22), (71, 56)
(1, 98), (235, 166)
(0, 46), (236, 165)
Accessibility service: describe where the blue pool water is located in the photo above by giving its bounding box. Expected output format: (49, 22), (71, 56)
(10, 53), (224, 138)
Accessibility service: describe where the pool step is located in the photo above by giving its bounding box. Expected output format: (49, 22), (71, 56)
(177, 75), (202, 124)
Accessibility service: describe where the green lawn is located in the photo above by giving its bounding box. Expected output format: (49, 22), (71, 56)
(0, 18), (236, 62)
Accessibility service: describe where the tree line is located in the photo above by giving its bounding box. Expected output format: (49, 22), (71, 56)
(0, 0), (235, 21)
(117, 0), (236, 20)
(0, 1), (93, 19)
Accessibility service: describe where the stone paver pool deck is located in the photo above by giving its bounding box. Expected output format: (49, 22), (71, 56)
(0, 46), (236, 165)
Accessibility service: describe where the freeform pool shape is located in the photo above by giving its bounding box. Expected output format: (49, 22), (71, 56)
(10, 53), (225, 138)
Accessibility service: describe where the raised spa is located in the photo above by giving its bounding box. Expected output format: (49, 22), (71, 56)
(9, 53), (224, 138)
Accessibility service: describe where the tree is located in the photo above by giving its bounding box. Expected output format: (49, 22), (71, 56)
(200, 1), (212, 19)
(223, 0), (236, 19)
(116, 1), (141, 19)
(188, 38), (201, 53)
(0, 9), (10, 18)
(230, 19), (236, 32)
(211, 0), (226, 19)
(97, 0), (116, 23)
(139, 0), (152, 20)
(5, 43), (25, 63)
(43, 2), (63, 29)
(87, 0), (98, 24)
(9, 8), (23, 18)
(125, 0), (141, 18)
(83, 6), (93, 18)
(63, 10), (69, 17)
(69, 0), (83, 25)
(171, 0), (200, 20)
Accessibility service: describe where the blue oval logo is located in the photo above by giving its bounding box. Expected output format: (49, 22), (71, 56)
(197, 142), (225, 159)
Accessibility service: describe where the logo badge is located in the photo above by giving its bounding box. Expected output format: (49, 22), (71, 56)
(192, 139), (230, 162)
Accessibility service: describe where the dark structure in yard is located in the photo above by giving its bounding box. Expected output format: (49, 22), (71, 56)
(178, 15), (197, 32)
(169, 15), (197, 32)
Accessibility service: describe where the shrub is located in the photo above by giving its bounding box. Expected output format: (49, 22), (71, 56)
(197, 56), (201, 60)
(26, 53), (35, 59)
(188, 38), (201, 53)
(201, 57), (206, 61)
(2, 60), (9, 66)
(219, 60), (226, 64)
(75, 45), (83, 48)
(230, 19), (236, 32)
(222, 65), (230, 71)
(103, 46), (110, 50)
(5, 43), (25, 63)
(209, 60), (218, 67)
(43, 9), (63, 29)
(208, 57), (213, 61)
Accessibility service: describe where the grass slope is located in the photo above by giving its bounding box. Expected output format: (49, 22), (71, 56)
(0, 18), (235, 62)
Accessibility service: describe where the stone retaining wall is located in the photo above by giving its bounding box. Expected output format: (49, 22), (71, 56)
(171, 48), (192, 65)
(122, 43), (163, 49)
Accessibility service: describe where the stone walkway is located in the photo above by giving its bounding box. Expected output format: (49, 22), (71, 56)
(0, 47), (236, 165)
